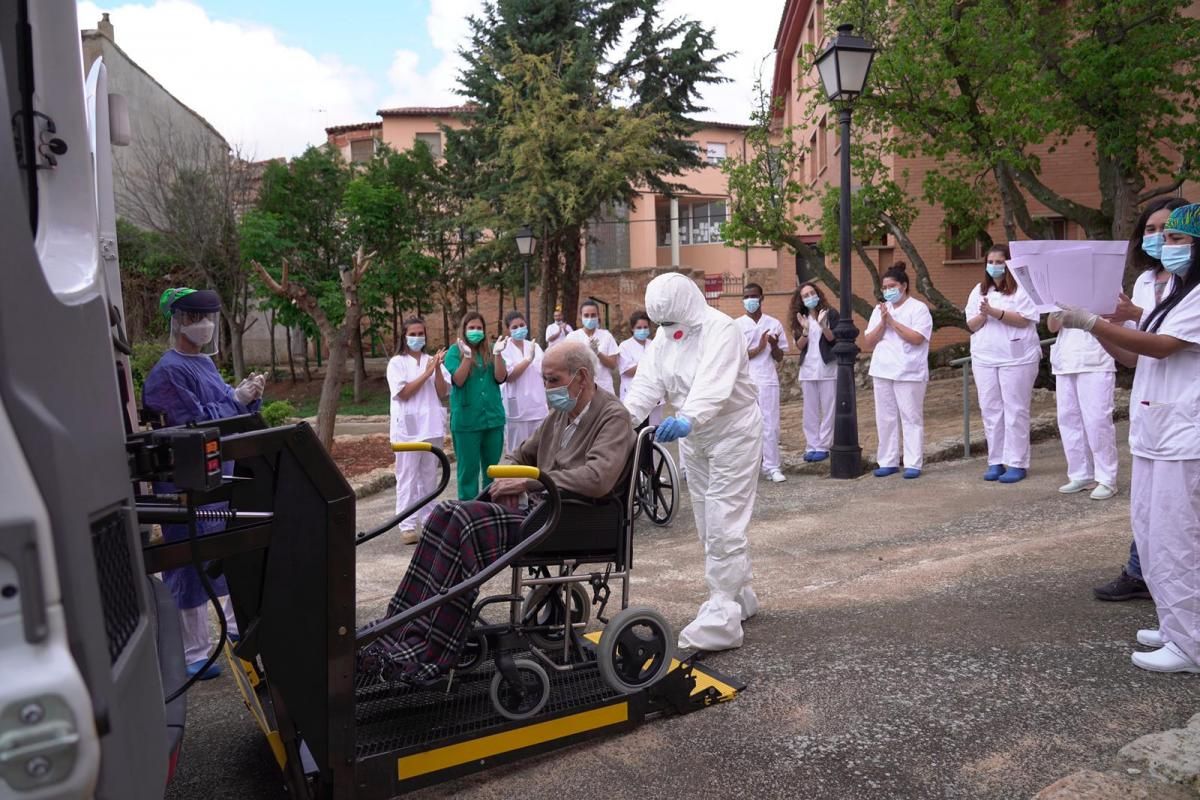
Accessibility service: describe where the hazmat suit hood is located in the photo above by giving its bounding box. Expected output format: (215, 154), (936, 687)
(645, 272), (709, 329)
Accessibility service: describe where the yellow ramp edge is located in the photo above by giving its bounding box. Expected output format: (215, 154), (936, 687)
(398, 702), (628, 780)
(583, 631), (739, 701)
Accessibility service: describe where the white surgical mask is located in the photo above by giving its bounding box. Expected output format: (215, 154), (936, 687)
(882, 287), (901, 304)
(1161, 243), (1193, 276)
(182, 319), (215, 346)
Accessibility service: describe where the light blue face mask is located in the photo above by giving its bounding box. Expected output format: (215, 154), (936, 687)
(633, 328), (650, 341)
(803, 295), (820, 310)
(406, 336), (426, 351)
(883, 287), (901, 303)
(545, 372), (580, 413)
(511, 326), (529, 340)
(985, 264), (1007, 280)
(582, 317), (599, 330)
(1161, 243), (1193, 276)
(743, 297), (761, 313)
(1142, 232), (1164, 261)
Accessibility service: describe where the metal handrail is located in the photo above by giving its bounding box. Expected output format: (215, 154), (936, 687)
(950, 337), (1056, 459)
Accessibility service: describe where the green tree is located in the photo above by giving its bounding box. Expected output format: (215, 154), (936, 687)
(457, 0), (728, 324)
(249, 145), (372, 451)
(835, 0), (1200, 240)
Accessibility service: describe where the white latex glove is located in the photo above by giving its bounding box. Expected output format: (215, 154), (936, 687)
(457, 339), (472, 358)
(1052, 305), (1099, 332)
(251, 373), (266, 398)
(234, 379), (256, 405)
(492, 336), (508, 355)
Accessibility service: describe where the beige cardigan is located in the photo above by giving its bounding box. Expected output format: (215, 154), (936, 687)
(504, 388), (635, 498)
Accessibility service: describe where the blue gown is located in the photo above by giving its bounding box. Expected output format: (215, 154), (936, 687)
(142, 349), (260, 609)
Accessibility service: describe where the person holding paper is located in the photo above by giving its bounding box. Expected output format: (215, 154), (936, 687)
(1092, 196), (1188, 603)
(864, 263), (933, 479)
(965, 244), (1043, 484)
(1055, 202), (1200, 674)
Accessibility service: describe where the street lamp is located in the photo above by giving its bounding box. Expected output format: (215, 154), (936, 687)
(814, 23), (876, 479)
(514, 225), (538, 333)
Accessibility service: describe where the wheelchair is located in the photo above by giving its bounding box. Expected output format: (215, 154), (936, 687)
(632, 427), (679, 526)
(359, 426), (676, 722)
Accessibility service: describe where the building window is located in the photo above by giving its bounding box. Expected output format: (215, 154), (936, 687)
(706, 142), (727, 165)
(587, 202), (630, 270)
(349, 138), (375, 163)
(808, 132), (818, 182)
(657, 199), (727, 246)
(1045, 216), (1069, 239)
(947, 224), (987, 261)
(415, 132), (442, 158)
(818, 116), (828, 173)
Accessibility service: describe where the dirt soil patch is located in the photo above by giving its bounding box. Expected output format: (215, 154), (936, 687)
(331, 433), (394, 478)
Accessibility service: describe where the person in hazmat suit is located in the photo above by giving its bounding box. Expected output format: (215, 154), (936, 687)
(142, 287), (265, 677)
(622, 272), (763, 650)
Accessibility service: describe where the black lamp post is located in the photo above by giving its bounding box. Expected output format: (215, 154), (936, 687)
(515, 226), (538, 331)
(814, 23), (876, 479)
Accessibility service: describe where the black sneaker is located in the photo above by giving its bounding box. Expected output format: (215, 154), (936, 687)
(1092, 570), (1151, 601)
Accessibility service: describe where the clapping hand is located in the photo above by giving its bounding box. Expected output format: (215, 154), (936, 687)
(796, 312), (810, 337)
(457, 339), (472, 357)
(878, 303), (892, 325)
(492, 336), (509, 355)
(979, 296), (994, 319)
(817, 309), (829, 328)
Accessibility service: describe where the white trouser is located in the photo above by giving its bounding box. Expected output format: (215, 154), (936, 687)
(505, 418), (544, 455)
(1055, 371), (1118, 486)
(180, 595), (238, 664)
(1132, 456), (1200, 663)
(755, 382), (782, 473)
(678, 403), (763, 651)
(801, 379), (836, 452)
(395, 436), (444, 530)
(873, 378), (927, 470)
(972, 361), (1038, 469)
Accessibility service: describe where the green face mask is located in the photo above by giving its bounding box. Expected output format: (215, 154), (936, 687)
(465, 329), (486, 345)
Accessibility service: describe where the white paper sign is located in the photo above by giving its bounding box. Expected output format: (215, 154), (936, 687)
(1006, 240), (1128, 315)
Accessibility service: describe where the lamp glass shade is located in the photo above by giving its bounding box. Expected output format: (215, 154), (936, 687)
(515, 226), (537, 256)
(814, 25), (876, 100)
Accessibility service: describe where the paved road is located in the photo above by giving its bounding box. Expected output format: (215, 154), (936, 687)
(164, 423), (1200, 800)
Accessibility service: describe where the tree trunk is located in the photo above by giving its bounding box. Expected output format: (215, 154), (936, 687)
(229, 326), (246, 381)
(391, 291), (400, 353)
(442, 303), (451, 349)
(352, 327), (366, 404)
(316, 326), (349, 451)
(561, 226), (583, 324)
(267, 308), (277, 380)
(302, 335), (312, 382)
(286, 324), (297, 383)
(540, 236), (560, 345)
(497, 282), (505, 334)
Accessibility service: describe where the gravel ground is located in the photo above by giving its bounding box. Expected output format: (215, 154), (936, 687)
(164, 421), (1200, 800)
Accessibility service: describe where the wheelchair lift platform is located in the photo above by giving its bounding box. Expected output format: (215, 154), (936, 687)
(228, 638), (743, 797)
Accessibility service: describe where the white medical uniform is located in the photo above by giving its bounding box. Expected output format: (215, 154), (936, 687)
(1128, 285), (1200, 663)
(566, 327), (619, 395)
(624, 273), (762, 651)
(545, 321), (573, 346)
(866, 298), (933, 470)
(500, 339), (548, 453)
(386, 352), (447, 528)
(618, 337), (663, 426)
(1051, 328), (1118, 487)
(1131, 268), (1174, 321)
(736, 313), (789, 474)
(965, 284), (1042, 469)
(797, 315), (836, 453)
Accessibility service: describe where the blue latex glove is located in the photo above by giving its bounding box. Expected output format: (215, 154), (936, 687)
(656, 415), (692, 443)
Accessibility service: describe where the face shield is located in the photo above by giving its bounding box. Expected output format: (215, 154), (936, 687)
(172, 309), (220, 356)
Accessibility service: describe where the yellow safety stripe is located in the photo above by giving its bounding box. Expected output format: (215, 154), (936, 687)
(397, 703), (628, 780)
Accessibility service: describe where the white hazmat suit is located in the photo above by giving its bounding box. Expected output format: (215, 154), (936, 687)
(623, 273), (763, 650)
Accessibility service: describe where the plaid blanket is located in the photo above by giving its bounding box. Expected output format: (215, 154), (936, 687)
(358, 500), (526, 685)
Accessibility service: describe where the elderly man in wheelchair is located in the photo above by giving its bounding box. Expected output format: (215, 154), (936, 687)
(358, 340), (668, 706)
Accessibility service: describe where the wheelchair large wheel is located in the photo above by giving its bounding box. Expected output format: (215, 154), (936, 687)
(520, 582), (591, 652)
(597, 606), (674, 694)
(455, 630), (489, 673)
(489, 659), (550, 721)
(636, 443), (678, 527)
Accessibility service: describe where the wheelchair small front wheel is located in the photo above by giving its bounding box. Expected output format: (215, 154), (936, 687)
(597, 606), (674, 694)
(489, 658), (550, 721)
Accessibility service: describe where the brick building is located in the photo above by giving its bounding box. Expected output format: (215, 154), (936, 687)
(325, 106), (785, 345)
(771, 0), (1200, 349)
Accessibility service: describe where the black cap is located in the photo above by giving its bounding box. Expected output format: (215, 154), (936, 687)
(170, 289), (221, 314)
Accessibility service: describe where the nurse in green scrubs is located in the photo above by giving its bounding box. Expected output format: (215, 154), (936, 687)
(442, 311), (508, 499)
